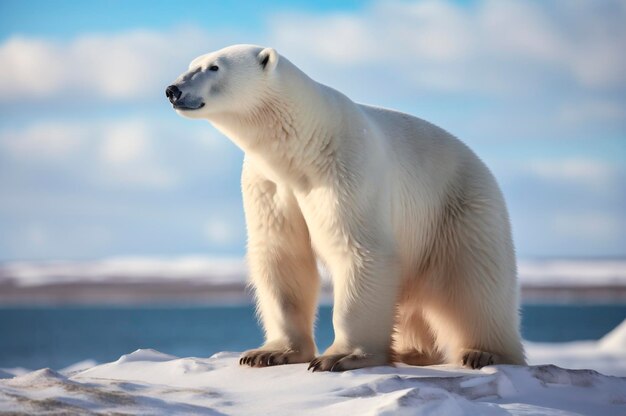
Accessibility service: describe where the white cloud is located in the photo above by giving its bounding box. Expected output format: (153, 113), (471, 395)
(99, 120), (177, 188)
(0, 38), (66, 97)
(0, 118), (178, 189)
(23, 223), (49, 248)
(0, 1), (624, 260)
(100, 120), (150, 164)
(269, 0), (626, 94)
(13, 223), (114, 260)
(0, 122), (87, 160)
(204, 217), (240, 246)
(526, 158), (616, 189)
(271, 1), (471, 66)
(553, 212), (622, 242)
(1, 1), (623, 104)
(0, 27), (216, 101)
(94, 119), (180, 189)
(558, 100), (626, 125)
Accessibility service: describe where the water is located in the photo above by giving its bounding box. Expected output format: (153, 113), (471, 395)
(1, 304), (625, 370)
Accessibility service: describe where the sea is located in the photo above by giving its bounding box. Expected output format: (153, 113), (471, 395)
(1, 304), (625, 370)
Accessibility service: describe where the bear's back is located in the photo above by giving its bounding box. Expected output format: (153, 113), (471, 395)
(357, 104), (472, 182)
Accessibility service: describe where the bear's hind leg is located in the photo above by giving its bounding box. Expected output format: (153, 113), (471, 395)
(423, 263), (526, 370)
(460, 349), (501, 369)
(422, 178), (526, 369)
(393, 300), (444, 366)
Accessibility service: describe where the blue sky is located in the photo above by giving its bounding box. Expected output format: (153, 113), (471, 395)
(0, 0), (624, 261)
(0, 0), (368, 38)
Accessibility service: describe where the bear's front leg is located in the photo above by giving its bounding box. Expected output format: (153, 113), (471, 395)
(239, 160), (319, 367)
(309, 227), (400, 372)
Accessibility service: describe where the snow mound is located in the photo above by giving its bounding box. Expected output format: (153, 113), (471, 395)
(1, 351), (624, 415)
(0, 367), (29, 379)
(59, 359), (98, 375)
(5, 368), (69, 388)
(525, 319), (626, 377)
(116, 348), (178, 364)
(599, 318), (626, 352)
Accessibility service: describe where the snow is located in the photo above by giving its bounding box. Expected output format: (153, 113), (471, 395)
(599, 319), (626, 351)
(0, 256), (247, 287)
(519, 259), (626, 287)
(2, 257), (625, 287)
(1, 352), (624, 415)
(1, 320), (625, 415)
(58, 359), (99, 374)
(525, 319), (626, 377)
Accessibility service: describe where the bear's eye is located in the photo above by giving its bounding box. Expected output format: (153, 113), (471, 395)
(209, 65), (219, 71)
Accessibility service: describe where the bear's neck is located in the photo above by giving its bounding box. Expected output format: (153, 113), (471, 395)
(210, 64), (342, 189)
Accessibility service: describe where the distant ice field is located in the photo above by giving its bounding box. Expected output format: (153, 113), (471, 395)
(2, 257), (626, 287)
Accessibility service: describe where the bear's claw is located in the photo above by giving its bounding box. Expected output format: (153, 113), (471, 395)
(307, 354), (346, 372)
(461, 349), (497, 369)
(239, 348), (313, 368)
(308, 352), (388, 372)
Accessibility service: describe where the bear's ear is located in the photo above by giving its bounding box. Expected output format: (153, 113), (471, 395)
(258, 48), (279, 71)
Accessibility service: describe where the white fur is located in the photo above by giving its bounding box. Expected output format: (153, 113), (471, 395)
(169, 44), (526, 370)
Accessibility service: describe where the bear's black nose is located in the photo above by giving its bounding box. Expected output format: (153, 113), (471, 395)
(166, 85), (182, 103)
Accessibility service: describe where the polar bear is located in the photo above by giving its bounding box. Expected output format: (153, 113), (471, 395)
(167, 44), (526, 371)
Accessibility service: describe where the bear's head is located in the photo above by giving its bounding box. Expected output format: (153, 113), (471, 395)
(166, 44), (279, 120)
